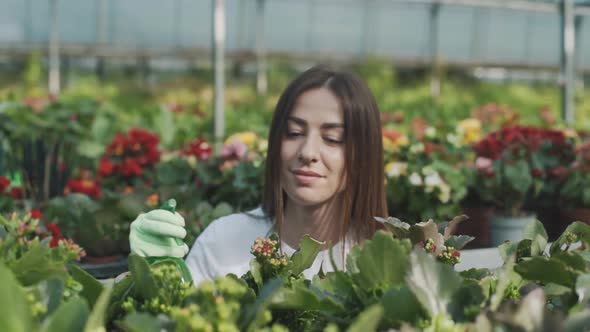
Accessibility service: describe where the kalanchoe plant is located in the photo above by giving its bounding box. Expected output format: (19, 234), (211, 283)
(98, 128), (161, 191)
(242, 233), (323, 294)
(0, 211), (85, 264)
(471, 126), (573, 217)
(559, 138), (590, 209)
(375, 214), (474, 267)
(0, 175), (25, 214)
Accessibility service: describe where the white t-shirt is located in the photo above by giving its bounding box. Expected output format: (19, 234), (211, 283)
(185, 207), (353, 286)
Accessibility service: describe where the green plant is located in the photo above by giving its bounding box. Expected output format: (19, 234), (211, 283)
(471, 126), (573, 216)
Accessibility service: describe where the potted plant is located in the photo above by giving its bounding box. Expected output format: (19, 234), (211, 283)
(559, 138), (590, 227)
(383, 128), (468, 224)
(471, 126), (568, 246)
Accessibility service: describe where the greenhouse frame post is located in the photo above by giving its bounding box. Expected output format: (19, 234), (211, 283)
(96, 0), (108, 80)
(429, 3), (441, 100)
(560, 0), (575, 126)
(48, 0), (60, 95)
(213, 0), (226, 152)
(256, 0), (268, 95)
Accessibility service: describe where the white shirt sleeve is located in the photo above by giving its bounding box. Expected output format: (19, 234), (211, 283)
(185, 208), (272, 286)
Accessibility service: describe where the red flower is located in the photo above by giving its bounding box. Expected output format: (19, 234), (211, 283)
(30, 210), (43, 220)
(64, 179), (101, 199)
(46, 223), (62, 248)
(10, 187), (23, 200)
(118, 158), (142, 177)
(98, 159), (114, 177)
(531, 168), (544, 178)
(550, 166), (569, 178)
(0, 176), (9, 193)
(106, 133), (128, 156)
(182, 138), (213, 161)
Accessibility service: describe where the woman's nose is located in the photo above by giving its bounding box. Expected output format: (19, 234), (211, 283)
(298, 135), (320, 163)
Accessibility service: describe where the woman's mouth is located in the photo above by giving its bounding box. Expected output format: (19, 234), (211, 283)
(292, 169), (322, 185)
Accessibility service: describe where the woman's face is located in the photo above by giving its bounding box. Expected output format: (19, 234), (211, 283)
(280, 87), (346, 208)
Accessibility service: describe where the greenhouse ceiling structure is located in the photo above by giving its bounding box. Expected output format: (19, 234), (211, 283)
(0, 0), (589, 69)
(0, 0), (589, 136)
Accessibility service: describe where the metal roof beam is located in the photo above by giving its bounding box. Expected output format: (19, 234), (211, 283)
(388, 0), (590, 16)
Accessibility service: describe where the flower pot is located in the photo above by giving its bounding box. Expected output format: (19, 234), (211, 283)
(489, 213), (536, 247)
(73, 255), (128, 279)
(560, 207), (590, 228)
(452, 206), (492, 248)
(535, 206), (562, 242)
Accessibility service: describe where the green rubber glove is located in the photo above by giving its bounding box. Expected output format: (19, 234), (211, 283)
(129, 199), (189, 258)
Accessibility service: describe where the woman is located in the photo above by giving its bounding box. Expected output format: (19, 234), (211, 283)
(129, 66), (388, 285)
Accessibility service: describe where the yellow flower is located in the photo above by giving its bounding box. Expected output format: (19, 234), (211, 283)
(458, 118), (481, 132)
(457, 118), (482, 145)
(563, 128), (578, 139)
(385, 161), (408, 178)
(225, 132), (258, 149)
(382, 131), (409, 153)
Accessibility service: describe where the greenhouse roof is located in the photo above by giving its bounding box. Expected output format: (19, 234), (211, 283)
(0, 0), (589, 72)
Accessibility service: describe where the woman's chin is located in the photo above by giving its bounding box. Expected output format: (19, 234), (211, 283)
(287, 190), (332, 208)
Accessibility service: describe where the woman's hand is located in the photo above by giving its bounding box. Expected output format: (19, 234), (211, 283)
(129, 209), (189, 258)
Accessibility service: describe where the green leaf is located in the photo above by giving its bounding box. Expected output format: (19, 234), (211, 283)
(405, 250), (462, 317)
(580, 251), (590, 263)
(155, 106), (176, 149)
(373, 216), (409, 238)
(249, 260), (263, 291)
(36, 278), (65, 318)
(498, 242), (518, 261)
(0, 264), (33, 332)
(409, 220), (444, 248)
(505, 160), (532, 193)
(239, 278), (282, 332)
(156, 158), (192, 185)
(41, 297), (90, 332)
(543, 283), (571, 297)
(289, 235), (324, 276)
(522, 219), (548, 256)
(351, 231), (411, 291)
(270, 282), (345, 313)
(71, 265), (104, 308)
(576, 274), (590, 304)
(445, 235), (474, 250)
(119, 312), (163, 332)
(515, 257), (579, 287)
(83, 286), (113, 332)
(489, 257), (519, 311)
(128, 254), (158, 299)
(76, 140), (105, 159)
(346, 304), (383, 332)
(512, 288), (546, 332)
(448, 279), (486, 322)
(381, 285), (426, 327)
(10, 245), (68, 286)
(551, 222), (590, 256)
(552, 252), (588, 273)
(107, 274), (135, 320)
(212, 202), (233, 219)
(459, 268), (492, 281)
(443, 215), (470, 239)
(564, 309), (590, 332)
(516, 239), (533, 259)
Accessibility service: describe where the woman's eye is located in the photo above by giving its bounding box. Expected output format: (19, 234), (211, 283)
(325, 137), (344, 144)
(286, 132), (302, 138)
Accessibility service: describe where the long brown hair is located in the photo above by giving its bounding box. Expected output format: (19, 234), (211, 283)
(262, 65), (387, 244)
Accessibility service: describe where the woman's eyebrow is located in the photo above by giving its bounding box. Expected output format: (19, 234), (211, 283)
(287, 116), (306, 126)
(287, 116), (344, 129)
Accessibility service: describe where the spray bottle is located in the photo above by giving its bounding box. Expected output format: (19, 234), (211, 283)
(146, 198), (193, 284)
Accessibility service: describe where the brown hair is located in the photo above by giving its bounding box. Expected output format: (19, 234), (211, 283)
(262, 65), (387, 244)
